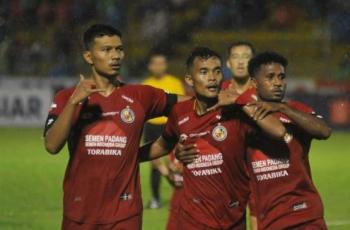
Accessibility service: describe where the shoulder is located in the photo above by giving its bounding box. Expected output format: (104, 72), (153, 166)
(54, 87), (75, 100)
(286, 100), (314, 114)
(170, 98), (195, 115)
(121, 84), (163, 93)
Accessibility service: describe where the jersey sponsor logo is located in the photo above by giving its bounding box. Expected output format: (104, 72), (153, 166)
(85, 135), (127, 148)
(121, 95), (134, 103)
(120, 106), (135, 123)
(187, 139), (224, 177)
(293, 202), (308, 211)
(212, 124), (227, 141)
(189, 131), (209, 138)
(252, 158), (290, 174)
(178, 116), (189, 125)
(102, 111), (119, 117)
(256, 170), (289, 181)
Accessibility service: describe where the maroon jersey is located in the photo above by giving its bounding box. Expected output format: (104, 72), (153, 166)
(163, 98), (252, 229)
(245, 94), (325, 228)
(44, 84), (175, 224)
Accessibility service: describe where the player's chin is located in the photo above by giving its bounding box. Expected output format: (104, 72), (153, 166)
(205, 92), (219, 98)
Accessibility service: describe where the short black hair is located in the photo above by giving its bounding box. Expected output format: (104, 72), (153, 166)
(186, 47), (222, 70)
(227, 41), (256, 56)
(248, 51), (288, 77)
(83, 24), (122, 50)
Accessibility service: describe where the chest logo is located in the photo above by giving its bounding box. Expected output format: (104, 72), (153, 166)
(120, 106), (135, 123)
(212, 124), (227, 141)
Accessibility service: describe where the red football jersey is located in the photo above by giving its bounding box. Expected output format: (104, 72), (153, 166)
(163, 98), (252, 229)
(45, 84), (172, 224)
(246, 99), (325, 229)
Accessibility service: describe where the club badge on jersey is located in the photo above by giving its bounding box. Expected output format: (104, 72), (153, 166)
(120, 106), (135, 124)
(212, 123), (227, 141)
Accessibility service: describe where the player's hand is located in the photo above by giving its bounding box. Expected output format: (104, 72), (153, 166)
(69, 74), (106, 105)
(207, 85), (240, 111)
(166, 171), (183, 188)
(175, 142), (198, 165)
(247, 101), (282, 120)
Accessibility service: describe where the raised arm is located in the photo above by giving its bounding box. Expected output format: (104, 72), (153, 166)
(243, 104), (286, 139)
(278, 103), (331, 139)
(44, 75), (104, 154)
(250, 101), (331, 140)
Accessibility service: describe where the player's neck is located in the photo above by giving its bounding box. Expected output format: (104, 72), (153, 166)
(194, 96), (217, 116)
(232, 77), (251, 94)
(91, 71), (117, 96)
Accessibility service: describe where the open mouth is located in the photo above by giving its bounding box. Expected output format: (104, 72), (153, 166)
(207, 85), (218, 92)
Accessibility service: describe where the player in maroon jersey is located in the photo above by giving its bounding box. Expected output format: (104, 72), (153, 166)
(222, 41), (255, 92)
(243, 51), (331, 229)
(139, 47), (286, 229)
(43, 24), (188, 230)
(177, 51), (332, 229)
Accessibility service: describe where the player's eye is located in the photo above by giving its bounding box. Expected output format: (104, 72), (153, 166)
(214, 69), (222, 74)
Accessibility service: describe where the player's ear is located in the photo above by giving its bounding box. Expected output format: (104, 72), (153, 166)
(251, 77), (257, 87)
(185, 74), (194, 87)
(83, 51), (93, 65)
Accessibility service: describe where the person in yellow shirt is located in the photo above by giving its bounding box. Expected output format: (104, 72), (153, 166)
(142, 51), (185, 209)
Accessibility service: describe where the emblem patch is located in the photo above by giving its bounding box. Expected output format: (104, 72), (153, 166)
(120, 106), (135, 123)
(212, 124), (227, 141)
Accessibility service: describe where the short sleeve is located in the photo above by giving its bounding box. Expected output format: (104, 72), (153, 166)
(43, 89), (71, 136)
(140, 85), (177, 120)
(161, 108), (179, 144)
(236, 88), (258, 105)
(288, 100), (322, 118)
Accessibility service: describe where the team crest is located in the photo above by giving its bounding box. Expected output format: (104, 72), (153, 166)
(212, 124), (227, 141)
(120, 106), (135, 123)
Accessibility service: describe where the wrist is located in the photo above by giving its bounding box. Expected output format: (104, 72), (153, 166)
(278, 103), (288, 113)
(68, 97), (80, 106)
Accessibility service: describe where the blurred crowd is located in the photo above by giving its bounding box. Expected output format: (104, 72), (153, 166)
(0, 0), (349, 79)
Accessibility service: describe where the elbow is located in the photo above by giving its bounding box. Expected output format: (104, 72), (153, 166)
(44, 140), (60, 155)
(318, 127), (332, 140)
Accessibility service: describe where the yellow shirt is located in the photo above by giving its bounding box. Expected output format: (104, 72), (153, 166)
(142, 74), (185, 125)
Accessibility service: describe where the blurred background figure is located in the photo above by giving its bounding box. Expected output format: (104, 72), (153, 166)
(142, 49), (185, 209)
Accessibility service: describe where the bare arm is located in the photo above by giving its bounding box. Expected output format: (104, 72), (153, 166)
(44, 75), (105, 154)
(243, 104), (286, 139)
(139, 136), (176, 162)
(278, 103), (331, 139)
(249, 101), (331, 140)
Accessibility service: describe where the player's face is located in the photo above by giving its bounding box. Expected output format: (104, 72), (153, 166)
(186, 57), (223, 99)
(84, 35), (125, 77)
(254, 62), (286, 102)
(226, 45), (253, 79)
(148, 55), (168, 78)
